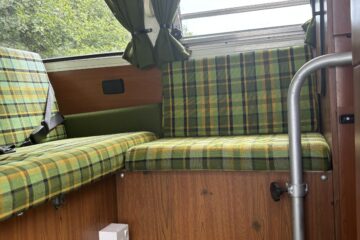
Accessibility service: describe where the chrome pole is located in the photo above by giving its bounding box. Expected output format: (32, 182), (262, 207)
(287, 51), (352, 240)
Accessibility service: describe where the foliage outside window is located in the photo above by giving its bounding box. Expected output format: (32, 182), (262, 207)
(0, 0), (130, 58)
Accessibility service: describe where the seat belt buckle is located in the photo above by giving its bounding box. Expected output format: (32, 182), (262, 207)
(29, 124), (49, 144)
(21, 138), (33, 147)
(0, 145), (16, 155)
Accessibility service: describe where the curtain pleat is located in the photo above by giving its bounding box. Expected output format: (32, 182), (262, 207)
(105, 0), (155, 68)
(151, 0), (190, 66)
(302, 18), (316, 48)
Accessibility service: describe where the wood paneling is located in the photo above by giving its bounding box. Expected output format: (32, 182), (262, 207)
(352, 0), (360, 238)
(333, 37), (356, 238)
(337, 105), (356, 239)
(0, 175), (118, 240)
(333, 0), (351, 35)
(354, 66), (360, 240)
(49, 65), (162, 115)
(323, 0), (357, 238)
(329, 59), (357, 239)
(117, 172), (334, 240)
(352, 0), (360, 65)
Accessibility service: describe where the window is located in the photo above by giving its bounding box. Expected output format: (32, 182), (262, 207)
(180, 0), (312, 37)
(178, 0), (312, 58)
(0, 0), (130, 59)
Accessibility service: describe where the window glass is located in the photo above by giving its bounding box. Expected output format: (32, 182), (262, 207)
(182, 5), (312, 36)
(180, 0), (287, 14)
(0, 0), (130, 58)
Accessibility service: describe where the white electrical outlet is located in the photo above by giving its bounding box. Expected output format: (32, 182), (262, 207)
(99, 223), (129, 240)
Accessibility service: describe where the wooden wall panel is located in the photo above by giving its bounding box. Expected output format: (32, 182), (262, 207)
(48, 65), (162, 115)
(353, 0), (360, 238)
(354, 66), (360, 240)
(352, 0), (360, 65)
(117, 172), (334, 240)
(322, 0), (357, 238)
(0, 176), (118, 240)
(333, 0), (351, 35)
(331, 35), (357, 239)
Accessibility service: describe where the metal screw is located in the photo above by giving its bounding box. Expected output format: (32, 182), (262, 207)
(16, 211), (24, 217)
(320, 175), (328, 181)
(120, 173), (125, 178)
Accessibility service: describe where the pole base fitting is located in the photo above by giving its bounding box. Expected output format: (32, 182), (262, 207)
(287, 183), (308, 198)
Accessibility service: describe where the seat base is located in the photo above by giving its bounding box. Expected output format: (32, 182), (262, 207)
(117, 171), (335, 240)
(0, 131), (156, 221)
(0, 175), (117, 240)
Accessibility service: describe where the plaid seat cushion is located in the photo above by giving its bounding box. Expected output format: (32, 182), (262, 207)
(126, 133), (330, 172)
(0, 47), (66, 147)
(0, 131), (156, 221)
(162, 45), (319, 137)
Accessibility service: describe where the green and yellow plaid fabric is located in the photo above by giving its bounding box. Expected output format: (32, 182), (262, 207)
(162, 45), (319, 137)
(0, 131), (156, 221)
(0, 47), (66, 147)
(126, 133), (330, 171)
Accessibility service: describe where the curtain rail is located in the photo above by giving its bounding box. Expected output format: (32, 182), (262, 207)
(181, 0), (309, 20)
(287, 52), (352, 240)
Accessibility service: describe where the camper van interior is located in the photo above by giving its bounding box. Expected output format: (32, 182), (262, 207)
(0, 0), (359, 239)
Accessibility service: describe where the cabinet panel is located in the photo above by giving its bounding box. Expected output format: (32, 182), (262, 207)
(49, 66), (162, 115)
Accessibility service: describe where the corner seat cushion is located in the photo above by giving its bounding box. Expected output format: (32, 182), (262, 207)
(0, 47), (66, 146)
(125, 133), (331, 172)
(162, 45), (319, 137)
(0, 131), (156, 221)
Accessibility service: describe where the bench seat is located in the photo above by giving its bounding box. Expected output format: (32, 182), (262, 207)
(126, 133), (330, 171)
(0, 131), (156, 221)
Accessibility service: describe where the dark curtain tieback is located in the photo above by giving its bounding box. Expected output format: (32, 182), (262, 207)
(132, 28), (153, 36)
(160, 24), (171, 29)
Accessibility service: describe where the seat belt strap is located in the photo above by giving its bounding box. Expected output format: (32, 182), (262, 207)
(21, 84), (64, 146)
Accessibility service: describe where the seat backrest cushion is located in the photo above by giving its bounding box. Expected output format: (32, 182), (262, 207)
(162, 45), (319, 137)
(0, 47), (66, 146)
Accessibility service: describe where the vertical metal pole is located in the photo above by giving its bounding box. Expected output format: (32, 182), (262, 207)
(287, 52), (352, 240)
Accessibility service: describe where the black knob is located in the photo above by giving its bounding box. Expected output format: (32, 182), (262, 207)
(270, 182), (287, 202)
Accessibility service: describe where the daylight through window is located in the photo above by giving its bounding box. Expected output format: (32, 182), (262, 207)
(179, 0), (312, 37)
(0, 0), (130, 59)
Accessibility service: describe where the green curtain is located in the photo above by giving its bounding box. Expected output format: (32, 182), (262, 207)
(303, 0), (316, 48)
(302, 18), (316, 48)
(151, 0), (190, 66)
(105, 0), (155, 68)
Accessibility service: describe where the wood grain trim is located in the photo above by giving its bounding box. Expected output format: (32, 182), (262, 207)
(0, 176), (118, 240)
(117, 171), (334, 240)
(49, 65), (162, 115)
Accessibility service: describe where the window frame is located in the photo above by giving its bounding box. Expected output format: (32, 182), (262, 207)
(180, 0), (309, 20)
(178, 0), (312, 57)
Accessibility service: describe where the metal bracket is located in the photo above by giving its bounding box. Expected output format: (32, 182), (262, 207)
(52, 194), (65, 209)
(0, 145), (16, 155)
(287, 183), (308, 198)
